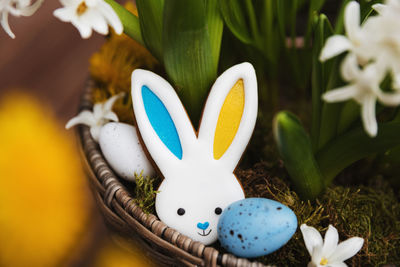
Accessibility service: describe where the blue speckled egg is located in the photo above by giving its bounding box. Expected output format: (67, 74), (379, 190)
(217, 198), (297, 258)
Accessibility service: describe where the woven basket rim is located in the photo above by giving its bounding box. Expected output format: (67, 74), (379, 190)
(78, 80), (271, 267)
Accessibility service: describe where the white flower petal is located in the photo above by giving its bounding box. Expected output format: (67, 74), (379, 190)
(322, 85), (358, 103)
(376, 90), (400, 106)
(340, 53), (360, 82)
(1, 11), (15, 38)
(19, 0), (43, 16)
(53, 8), (73, 22)
(361, 94), (378, 137)
(329, 237), (364, 263)
(73, 19), (93, 38)
(344, 1), (360, 41)
(329, 262), (347, 267)
(103, 92), (124, 111)
(322, 225), (339, 258)
(93, 103), (104, 119)
(86, 0), (100, 7)
(8, 5), (24, 16)
(16, 0), (31, 8)
(300, 224), (324, 256)
(363, 63), (386, 86)
(65, 110), (96, 129)
(372, 3), (386, 14)
(392, 74), (400, 90)
(310, 245), (323, 265)
(84, 9), (108, 35)
(53, 0), (122, 38)
(97, 0), (123, 34)
(320, 35), (352, 61)
(103, 111), (119, 122)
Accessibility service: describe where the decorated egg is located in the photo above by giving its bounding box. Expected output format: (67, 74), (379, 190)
(99, 122), (155, 181)
(217, 198), (297, 258)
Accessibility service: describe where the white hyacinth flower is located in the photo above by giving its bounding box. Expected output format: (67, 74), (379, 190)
(319, 1), (369, 63)
(300, 224), (364, 267)
(1, 0), (43, 38)
(66, 93), (124, 141)
(372, 0), (400, 17)
(365, 0), (400, 89)
(54, 0), (123, 39)
(323, 54), (400, 137)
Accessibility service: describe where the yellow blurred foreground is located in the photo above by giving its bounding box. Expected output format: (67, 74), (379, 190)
(0, 93), (152, 267)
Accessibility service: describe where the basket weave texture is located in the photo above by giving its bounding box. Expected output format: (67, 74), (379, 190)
(78, 81), (271, 267)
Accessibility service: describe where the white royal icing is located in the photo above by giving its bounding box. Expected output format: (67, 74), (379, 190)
(131, 62), (258, 245)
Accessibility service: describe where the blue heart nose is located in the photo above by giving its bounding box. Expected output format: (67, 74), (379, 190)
(197, 222), (210, 230)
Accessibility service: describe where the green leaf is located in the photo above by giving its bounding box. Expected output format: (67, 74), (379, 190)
(311, 14), (334, 151)
(317, 16), (343, 151)
(305, 0), (326, 44)
(289, 0), (299, 42)
(317, 122), (400, 184)
(163, 0), (216, 125)
(262, 0), (277, 61)
(334, 0), (351, 34)
(336, 100), (359, 135)
(219, 0), (252, 44)
(275, 0), (286, 42)
(310, 0), (326, 15)
(205, 0), (224, 72)
(273, 111), (325, 200)
(244, 0), (260, 45)
(136, 0), (164, 61)
(104, 0), (144, 45)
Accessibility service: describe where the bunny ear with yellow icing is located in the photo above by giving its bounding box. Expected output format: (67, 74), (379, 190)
(198, 62), (258, 171)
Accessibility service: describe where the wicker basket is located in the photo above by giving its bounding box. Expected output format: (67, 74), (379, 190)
(78, 80), (271, 267)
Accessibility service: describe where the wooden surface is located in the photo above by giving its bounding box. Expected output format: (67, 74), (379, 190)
(0, 0), (104, 122)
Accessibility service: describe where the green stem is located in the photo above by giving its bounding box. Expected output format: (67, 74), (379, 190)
(245, 0), (261, 49)
(334, 0), (351, 34)
(262, 0), (274, 63)
(104, 0), (144, 45)
(317, 57), (342, 150)
(336, 101), (359, 135)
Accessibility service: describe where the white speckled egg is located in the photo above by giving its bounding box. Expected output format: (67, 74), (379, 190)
(99, 122), (155, 181)
(217, 198), (297, 258)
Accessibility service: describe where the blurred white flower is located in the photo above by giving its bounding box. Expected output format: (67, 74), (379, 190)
(0, 0), (43, 38)
(300, 224), (364, 267)
(364, 0), (400, 89)
(66, 93), (124, 141)
(54, 0), (123, 39)
(372, 0), (400, 16)
(323, 54), (400, 137)
(320, 0), (400, 137)
(319, 1), (369, 63)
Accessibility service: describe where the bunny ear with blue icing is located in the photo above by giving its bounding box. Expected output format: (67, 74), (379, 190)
(198, 62), (258, 171)
(141, 86), (182, 159)
(131, 69), (196, 175)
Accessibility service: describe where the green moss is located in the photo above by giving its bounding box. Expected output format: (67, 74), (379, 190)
(132, 173), (161, 214)
(237, 162), (400, 266)
(132, 163), (400, 266)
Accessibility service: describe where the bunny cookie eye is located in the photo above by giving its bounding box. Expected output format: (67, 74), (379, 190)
(215, 207), (222, 215)
(177, 208), (185, 216)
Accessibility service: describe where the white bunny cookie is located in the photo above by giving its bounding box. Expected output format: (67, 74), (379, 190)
(131, 62), (258, 245)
